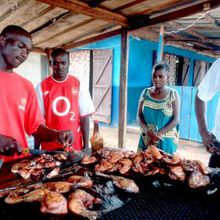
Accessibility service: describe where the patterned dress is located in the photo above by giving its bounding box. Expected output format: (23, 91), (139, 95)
(138, 87), (179, 154)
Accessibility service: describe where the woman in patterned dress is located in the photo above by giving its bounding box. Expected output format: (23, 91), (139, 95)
(137, 62), (180, 154)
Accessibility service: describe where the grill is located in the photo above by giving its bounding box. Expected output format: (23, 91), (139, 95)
(1, 176), (220, 220)
(1, 158), (220, 220)
(102, 182), (220, 220)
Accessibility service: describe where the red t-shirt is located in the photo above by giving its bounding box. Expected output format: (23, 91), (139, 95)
(0, 71), (45, 162)
(37, 75), (94, 151)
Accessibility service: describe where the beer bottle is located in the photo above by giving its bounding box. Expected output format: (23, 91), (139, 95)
(90, 120), (103, 151)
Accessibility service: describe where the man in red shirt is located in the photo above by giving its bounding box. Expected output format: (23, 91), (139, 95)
(0, 25), (73, 162)
(36, 48), (95, 152)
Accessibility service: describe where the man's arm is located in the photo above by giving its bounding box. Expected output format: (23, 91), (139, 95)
(195, 93), (214, 149)
(80, 115), (90, 149)
(33, 125), (74, 148)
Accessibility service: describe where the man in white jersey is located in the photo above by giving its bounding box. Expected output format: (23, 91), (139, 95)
(195, 58), (220, 168)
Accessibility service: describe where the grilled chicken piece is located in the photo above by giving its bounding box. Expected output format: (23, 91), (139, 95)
(46, 167), (60, 179)
(106, 151), (124, 163)
(181, 160), (211, 175)
(94, 160), (113, 172)
(146, 146), (162, 160)
(19, 168), (32, 179)
(196, 160), (211, 175)
(53, 153), (67, 161)
(144, 167), (160, 176)
(117, 158), (133, 174)
(81, 155), (97, 165)
(168, 166), (186, 181)
(181, 159), (195, 172)
(188, 171), (210, 188)
(44, 161), (61, 169)
(132, 152), (144, 173)
(11, 160), (30, 174)
(42, 182), (72, 194)
(40, 191), (68, 215)
(0, 182), (43, 199)
(162, 154), (181, 165)
(67, 175), (93, 188)
(95, 172), (139, 193)
(68, 189), (101, 220)
(5, 189), (49, 204)
(31, 169), (45, 177)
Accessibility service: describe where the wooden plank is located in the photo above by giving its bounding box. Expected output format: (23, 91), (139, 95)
(179, 87), (192, 140)
(38, 20), (111, 48)
(32, 47), (47, 54)
(130, 0), (220, 30)
(24, 7), (68, 32)
(112, 0), (146, 12)
(165, 33), (214, 50)
(118, 28), (128, 148)
(0, 0), (31, 23)
(101, 0), (136, 10)
(169, 21), (219, 47)
(0, 0), (37, 30)
(37, 0), (128, 27)
(63, 28), (122, 49)
(122, 0), (184, 16)
(92, 50), (112, 124)
(33, 14), (92, 45)
(20, 5), (55, 27)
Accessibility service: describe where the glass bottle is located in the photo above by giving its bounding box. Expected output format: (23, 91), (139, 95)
(90, 120), (103, 152)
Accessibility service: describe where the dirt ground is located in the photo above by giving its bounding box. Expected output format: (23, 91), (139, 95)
(96, 126), (210, 166)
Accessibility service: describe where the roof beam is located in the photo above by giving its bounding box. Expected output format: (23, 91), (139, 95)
(62, 28), (122, 49)
(20, 5), (55, 27)
(112, 0), (146, 12)
(0, 0), (30, 23)
(37, 0), (128, 27)
(168, 21), (218, 46)
(205, 13), (220, 26)
(128, 0), (185, 16)
(165, 33), (214, 50)
(130, 0), (220, 30)
(34, 17), (94, 46)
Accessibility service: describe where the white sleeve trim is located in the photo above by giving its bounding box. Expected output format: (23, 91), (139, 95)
(79, 82), (95, 116)
(198, 58), (220, 102)
(36, 83), (45, 116)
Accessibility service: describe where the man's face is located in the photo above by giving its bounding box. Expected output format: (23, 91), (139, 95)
(51, 53), (69, 80)
(1, 33), (32, 69)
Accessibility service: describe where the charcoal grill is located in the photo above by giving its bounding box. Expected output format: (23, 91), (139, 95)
(1, 159), (220, 220)
(1, 177), (220, 220)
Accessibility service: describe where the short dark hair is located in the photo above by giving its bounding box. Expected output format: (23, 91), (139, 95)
(153, 61), (170, 73)
(51, 48), (69, 59)
(1, 25), (31, 39)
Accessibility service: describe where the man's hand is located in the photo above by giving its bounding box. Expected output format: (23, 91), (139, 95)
(201, 131), (219, 154)
(55, 130), (74, 148)
(0, 134), (22, 156)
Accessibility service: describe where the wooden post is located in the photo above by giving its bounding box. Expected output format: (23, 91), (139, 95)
(157, 25), (164, 62)
(118, 28), (128, 148)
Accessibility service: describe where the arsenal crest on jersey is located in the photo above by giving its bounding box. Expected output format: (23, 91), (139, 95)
(71, 87), (79, 95)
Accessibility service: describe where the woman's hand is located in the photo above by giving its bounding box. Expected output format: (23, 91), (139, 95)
(147, 130), (163, 144)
